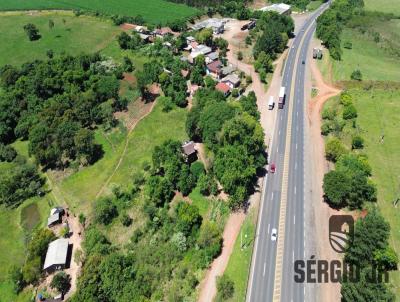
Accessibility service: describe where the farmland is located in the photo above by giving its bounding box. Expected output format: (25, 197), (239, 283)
(0, 0), (198, 24)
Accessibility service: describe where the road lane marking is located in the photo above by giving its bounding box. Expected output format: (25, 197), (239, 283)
(263, 262), (267, 277)
(294, 186), (297, 195)
(268, 223), (270, 234)
(272, 192), (274, 200)
(294, 215), (296, 225)
(296, 143), (298, 150)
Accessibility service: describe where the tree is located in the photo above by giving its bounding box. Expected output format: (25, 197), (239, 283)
(374, 246), (398, 271)
(93, 197), (118, 225)
(351, 69), (362, 81)
(325, 137), (347, 162)
(9, 266), (25, 294)
(352, 135), (364, 149)
(121, 214), (133, 227)
(216, 275), (234, 301)
(23, 23), (40, 41)
(145, 175), (174, 206)
(237, 51), (243, 61)
(175, 202), (202, 237)
(123, 56), (134, 72)
(198, 173), (218, 196)
(46, 49), (54, 59)
(196, 28), (213, 46)
(0, 144), (17, 162)
(347, 171), (376, 209)
(51, 272), (71, 295)
(190, 161), (205, 181)
(323, 170), (351, 207)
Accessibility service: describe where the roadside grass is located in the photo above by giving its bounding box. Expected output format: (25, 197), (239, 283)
(0, 12), (122, 67)
(189, 185), (211, 218)
(0, 0), (198, 24)
(364, 0), (400, 15)
(306, 1), (323, 11)
(351, 88), (400, 296)
(59, 102), (187, 214)
(328, 27), (400, 82)
(224, 207), (257, 301)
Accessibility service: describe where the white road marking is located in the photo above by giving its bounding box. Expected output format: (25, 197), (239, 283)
(294, 186), (297, 195)
(268, 224), (270, 234)
(277, 146), (279, 153)
(295, 162), (297, 170)
(294, 215), (296, 225)
(271, 192), (274, 200)
(296, 111), (298, 116)
(296, 143), (298, 150)
(263, 262), (267, 276)
(279, 130), (281, 136)
(293, 251), (295, 262)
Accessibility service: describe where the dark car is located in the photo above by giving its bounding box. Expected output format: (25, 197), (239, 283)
(302, 60), (305, 64)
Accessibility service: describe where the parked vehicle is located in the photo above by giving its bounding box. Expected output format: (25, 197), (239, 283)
(268, 96), (275, 110)
(278, 86), (285, 109)
(270, 163), (276, 173)
(312, 47), (318, 59)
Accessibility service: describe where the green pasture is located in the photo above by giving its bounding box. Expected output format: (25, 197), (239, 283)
(364, 0), (400, 15)
(0, 12), (122, 67)
(0, 0), (198, 24)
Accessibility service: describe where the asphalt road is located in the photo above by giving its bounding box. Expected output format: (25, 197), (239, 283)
(246, 3), (330, 302)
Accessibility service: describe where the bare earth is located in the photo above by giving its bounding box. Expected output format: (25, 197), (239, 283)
(306, 38), (342, 302)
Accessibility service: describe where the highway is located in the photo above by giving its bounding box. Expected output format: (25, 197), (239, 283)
(246, 3), (330, 302)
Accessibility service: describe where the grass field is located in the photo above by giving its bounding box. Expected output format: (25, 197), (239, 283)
(59, 101), (187, 214)
(318, 23), (400, 82)
(224, 208), (257, 301)
(364, 0), (400, 15)
(306, 1), (323, 11)
(0, 0), (197, 24)
(0, 12), (122, 66)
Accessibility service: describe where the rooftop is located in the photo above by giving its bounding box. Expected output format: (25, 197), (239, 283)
(182, 141), (196, 156)
(47, 213), (61, 227)
(207, 60), (222, 73)
(216, 82), (231, 94)
(192, 18), (224, 31)
(221, 73), (241, 84)
(259, 3), (291, 14)
(43, 238), (69, 270)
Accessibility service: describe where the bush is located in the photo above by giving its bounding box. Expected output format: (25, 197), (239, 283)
(340, 92), (353, 106)
(343, 41), (352, 49)
(51, 272), (71, 295)
(321, 121), (332, 136)
(343, 104), (358, 120)
(237, 51), (243, 61)
(351, 69), (362, 81)
(325, 137), (347, 162)
(231, 88), (239, 98)
(93, 197), (118, 225)
(121, 214), (133, 227)
(0, 144), (17, 162)
(246, 75), (252, 84)
(352, 135), (364, 149)
(190, 161), (205, 181)
(216, 275), (235, 301)
(23, 23), (40, 41)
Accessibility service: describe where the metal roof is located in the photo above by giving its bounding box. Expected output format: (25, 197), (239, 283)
(47, 213), (61, 226)
(43, 238), (69, 270)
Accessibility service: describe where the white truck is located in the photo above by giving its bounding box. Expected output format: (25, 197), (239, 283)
(278, 86), (286, 109)
(268, 96), (275, 110)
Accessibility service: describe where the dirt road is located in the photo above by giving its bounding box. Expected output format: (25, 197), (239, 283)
(306, 38), (342, 302)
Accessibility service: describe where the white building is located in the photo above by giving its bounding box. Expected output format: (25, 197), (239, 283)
(259, 3), (292, 15)
(191, 18), (225, 34)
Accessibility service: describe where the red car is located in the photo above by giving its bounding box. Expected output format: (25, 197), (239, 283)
(270, 163), (276, 173)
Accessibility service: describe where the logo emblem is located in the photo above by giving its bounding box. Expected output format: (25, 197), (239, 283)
(329, 215), (354, 253)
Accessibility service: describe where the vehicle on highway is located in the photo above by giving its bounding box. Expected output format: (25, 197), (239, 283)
(268, 96), (275, 110)
(269, 163), (276, 173)
(302, 60), (305, 64)
(271, 228), (277, 241)
(278, 86), (286, 109)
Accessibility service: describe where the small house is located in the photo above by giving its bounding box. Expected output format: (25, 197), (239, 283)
(221, 74), (241, 89)
(191, 18), (225, 35)
(206, 60), (222, 78)
(259, 3), (292, 15)
(43, 238), (70, 273)
(205, 52), (219, 64)
(154, 27), (174, 38)
(189, 45), (212, 63)
(47, 207), (65, 227)
(215, 82), (231, 97)
(182, 141), (197, 163)
(220, 65), (236, 78)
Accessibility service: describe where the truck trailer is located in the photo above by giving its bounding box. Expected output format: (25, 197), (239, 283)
(268, 96), (275, 110)
(278, 87), (285, 109)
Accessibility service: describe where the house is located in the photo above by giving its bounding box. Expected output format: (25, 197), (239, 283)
(215, 82), (231, 97)
(139, 33), (150, 42)
(221, 74), (241, 89)
(43, 238), (70, 273)
(206, 60), (222, 78)
(205, 52), (219, 64)
(181, 141), (197, 163)
(259, 3), (292, 15)
(186, 36), (196, 43)
(47, 207), (65, 227)
(154, 27), (174, 37)
(220, 65), (236, 78)
(192, 18), (225, 34)
(189, 44), (212, 63)
(135, 25), (149, 34)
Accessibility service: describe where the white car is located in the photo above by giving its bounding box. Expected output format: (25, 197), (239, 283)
(271, 228), (277, 241)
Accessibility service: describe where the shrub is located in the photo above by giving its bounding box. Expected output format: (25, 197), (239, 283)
(246, 75), (252, 84)
(351, 69), (362, 81)
(231, 88), (239, 98)
(321, 107), (337, 120)
(23, 23), (40, 41)
(321, 121), (332, 136)
(343, 41), (352, 49)
(50, 272), (71, 295)
(0, 144), (17, 162)
(216, 275), (235, 301)
(340, 92), (353, 106)
(325, 137), (347, 162)
(237, 51), (243, 61)
(343, 104), (358, 120)
(352, 135), (364, 149)
(121, 214), (133, 227)
(190, 161), (205, 181)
